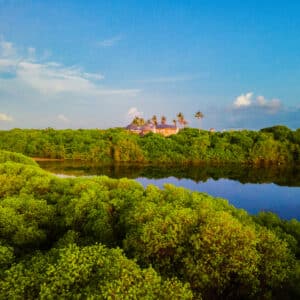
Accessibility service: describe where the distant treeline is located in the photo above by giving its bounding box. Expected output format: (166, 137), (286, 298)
(0, 125), (299, 165)
(0, 151), (300, 299)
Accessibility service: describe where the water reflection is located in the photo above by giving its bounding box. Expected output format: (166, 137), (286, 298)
(137, 177), (300, 220)
(38, 161), (300, 187)
(38, 161), (300, 220)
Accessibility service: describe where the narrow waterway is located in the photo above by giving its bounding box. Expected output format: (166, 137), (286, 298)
(38, 161), (300, 220)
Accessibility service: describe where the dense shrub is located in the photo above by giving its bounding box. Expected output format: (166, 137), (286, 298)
(0, 150), (38, 166)
(0, 126), (299, 165)
(0, 153), (300, 299)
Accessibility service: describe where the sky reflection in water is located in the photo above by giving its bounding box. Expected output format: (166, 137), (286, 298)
(38, 161), (300, 220)
(137, 177), (300, 220)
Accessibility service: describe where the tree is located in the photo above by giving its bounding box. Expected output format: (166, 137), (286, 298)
(122, 184), (295, 299)
(161, 116), (167, 125)
(132, 117), (145, 126)
(151, 115), (158, 126)
(177, 112), (187, 128)
(0, 244), (193, 299)
(195, 111), (204, 131)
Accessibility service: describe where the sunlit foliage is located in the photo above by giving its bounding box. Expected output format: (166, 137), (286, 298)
(0, 126), (299, 165)
(0, 152), (300, 299)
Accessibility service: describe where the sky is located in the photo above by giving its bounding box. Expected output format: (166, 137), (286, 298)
(0, 0), (299, 130)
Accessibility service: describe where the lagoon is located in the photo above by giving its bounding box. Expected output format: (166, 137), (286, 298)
(38, 161), (300, 220)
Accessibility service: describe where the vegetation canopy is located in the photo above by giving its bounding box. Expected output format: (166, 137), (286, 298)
(0, 150), (300, 299)
(0, 125), (299, 165)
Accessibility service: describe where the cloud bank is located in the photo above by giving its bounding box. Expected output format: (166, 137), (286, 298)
(0, 39), (140, 128)
(233, 92), (282, 114)
(233, 92), (253, 108)
(0, 40), (139, 97)
(0, 113), (13, 121)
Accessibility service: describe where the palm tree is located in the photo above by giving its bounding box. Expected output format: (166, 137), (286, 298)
(132, 117), (145, 126)
(151, 115), (158, 126)
(195, 111), (204, 131)
(177, 112), (183, 127)
(161, 115), (167, 125)
(173, 119), (177, 127)
(177, 112), (187, 128)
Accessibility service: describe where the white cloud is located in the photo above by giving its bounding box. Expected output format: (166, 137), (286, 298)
(97, 35), (123, 48)
(0, 40), (16, 57)
(27, 47), (36, 58)
(0, 39), (142, 129)
(233, 93), (282, 114)
(0, 39), (140, 97)
(45, 62), (61, 67)
(127, 107), (143, 119)
(57, 114), (69, 123)
(233, 92), (253, 108)
(15, 61), (107, 95)
(82, 72), (104, 81)
(256, 95), (266, 106)
(256, 95), (281, 113)
(0, 58), (17, 73)
(0, 113), (13, 121)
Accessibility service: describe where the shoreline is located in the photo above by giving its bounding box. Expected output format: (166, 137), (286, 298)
(34, 157), (300, 168)
(32, 157), (65, 162)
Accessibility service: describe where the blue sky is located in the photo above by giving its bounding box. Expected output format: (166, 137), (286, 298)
(0, 0), (299, 130)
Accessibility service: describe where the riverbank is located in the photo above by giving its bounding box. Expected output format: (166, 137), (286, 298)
(32, 157), (64, 162)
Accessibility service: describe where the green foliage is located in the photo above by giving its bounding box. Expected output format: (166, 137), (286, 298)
(0, 126), (299, 165)
(0, 162), (53, 199)
(0, 244), (192, 299)
(62, 179), (115, 246)
(0, 150), (38, 166)
(0, 153), (299, 299)
(122, 184), (295, 299)
(254, 211), (300, 258)
(0, 243), (14, 270)
(0, 196), (55, 251)
(261, 125), (292, 142)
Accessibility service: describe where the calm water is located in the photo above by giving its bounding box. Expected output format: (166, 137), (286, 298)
(38, 161), (300, 220)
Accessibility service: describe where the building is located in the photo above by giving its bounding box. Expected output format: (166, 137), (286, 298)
(155, 124), (179, 136)
(140, 123), (156, 135)
(126, 124), (144, 134)
(126, 123), (178, 137)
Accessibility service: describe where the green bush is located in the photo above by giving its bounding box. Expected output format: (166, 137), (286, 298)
(0, 126), (299, 165)
(0, 154), (299, 299)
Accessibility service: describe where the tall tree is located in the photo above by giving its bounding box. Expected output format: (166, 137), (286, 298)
(177, 112), (183, 127)
(177, 112), (187, 128)
(151, 115), (158, 126)
(161, 116), (167, 125)
(132, 117), (145, 126)
(173, 119), (177, 127)
(195, 111), (204, 131)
